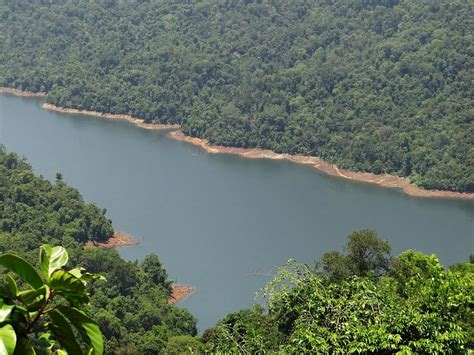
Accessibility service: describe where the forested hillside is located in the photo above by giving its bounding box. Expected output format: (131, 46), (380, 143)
(0, 0), (472, 192)
(0, 146), (199, 354)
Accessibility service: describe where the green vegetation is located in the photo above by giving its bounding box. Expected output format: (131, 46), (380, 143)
(0, 146), (472, 353)
(0, 245), (103, 354)
(205, 230), (474, 353)
(0, 148), (113, 246)
(0, 146), (197, 353)
(0, 0), (472, 192)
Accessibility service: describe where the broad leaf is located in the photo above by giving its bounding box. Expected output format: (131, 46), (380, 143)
(40, 245), (68, 280)
(69, 268), (106, 283)
(49, 310), (83, 355)
(58, 306), (103, 355)
(17, 286), (48, 312)
(0, 254), (43, 289)
(8, 306), (28, 328)
(0, 301), (14, 323)
(13, 336), (35, 355)
(4, 275), (18, 297)
(49, 270), (88, 306)
(0, 324), (16, 355)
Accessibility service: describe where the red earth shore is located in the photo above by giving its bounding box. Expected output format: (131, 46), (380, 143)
(42, 103), (180, 131)
(168, 285), (194, 305)
(84, 232), (192, 304)
(169, 131), (474, 200)
(2, 87), (471, 200)
(85, 231), (138, 249)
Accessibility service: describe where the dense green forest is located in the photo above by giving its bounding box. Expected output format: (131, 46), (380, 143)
(0, 146), (199, 353)
(0, 146), (472, 353)
(0, 0), (472, 192)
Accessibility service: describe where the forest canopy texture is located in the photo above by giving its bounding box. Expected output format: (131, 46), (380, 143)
(0, 0), (472, 192)
(0, 146), (198, 354)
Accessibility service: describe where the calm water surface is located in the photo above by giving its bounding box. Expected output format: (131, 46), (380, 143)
(1, 94), (473, 330)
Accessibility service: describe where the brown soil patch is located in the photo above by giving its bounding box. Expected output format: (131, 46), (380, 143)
(168, 285), (193, 305)
(42, 103), (180, 131)
(0, 87), (46, 97)
(169, 131), (474, 200)
(85, 231), (138, 249)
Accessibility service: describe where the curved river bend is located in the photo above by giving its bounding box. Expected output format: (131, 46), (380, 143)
(1, 94), (473, 330)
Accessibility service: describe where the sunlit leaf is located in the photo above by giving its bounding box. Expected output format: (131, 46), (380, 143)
(40, 245), (68, 280)
(49, 310), (83, 355)
(0, 254), (43, 289)
(17, 286), (48, 312)
(0, 301), (14, 323)
(58, 306), (103, 355)
(0, 324), (16, 355)
(49, 270), (88, 306)
(69, 268), (106, 283)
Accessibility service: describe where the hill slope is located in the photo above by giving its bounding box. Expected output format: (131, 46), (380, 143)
(0, 0), (472, 191)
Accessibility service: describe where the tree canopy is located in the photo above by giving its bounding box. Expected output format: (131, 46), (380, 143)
(205, 232), (474, 353)
(0, 0), (472, 192)
(0, 146), (197, 353)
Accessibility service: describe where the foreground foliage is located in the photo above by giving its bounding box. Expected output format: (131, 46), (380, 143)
(1, 0), (473, 191)
(0, 245), (104, 354)
(205, 231), (474, 353)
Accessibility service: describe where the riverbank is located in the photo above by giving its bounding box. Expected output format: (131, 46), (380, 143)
(169, 131), (474, 200)
(85, 231), (138, 249)
(0, 87), (46, 97)
(42, 103), (180, 131)
(169, 285), (194, 305)
(2, 88), (472, 199)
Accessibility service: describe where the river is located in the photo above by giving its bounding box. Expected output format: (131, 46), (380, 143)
(1, 94), (473, 330)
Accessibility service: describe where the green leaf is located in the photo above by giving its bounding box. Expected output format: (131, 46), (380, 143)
(13, 336), (35, 355)
(0, 324), (16, 355)
(40, 245), (68, 280)
(0, 285), (7, 298)
(8, 306), (28, 329)
(17, 286), (48, 312)
(0, 302), (14, 323)
(0, 254), (43, 289)
(4, 275), (18, 297)
(68, 268), (106, 283)
(57, 306), (103, 355)
(49, 270), (88, 306)
(49, 310), (83, 355)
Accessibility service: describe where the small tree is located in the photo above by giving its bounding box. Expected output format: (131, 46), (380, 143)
(316, 229), (392, 282)
(0, 245), (104, 354)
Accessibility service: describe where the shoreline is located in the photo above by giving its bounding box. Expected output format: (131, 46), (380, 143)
(42, 103), (181, 131)
(85, 231), (138, 249)
(0, 87), (46, 97)
(168, 285), (194, 305)
(169, 131), (474, 200)
(2, 88), (472, 200)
